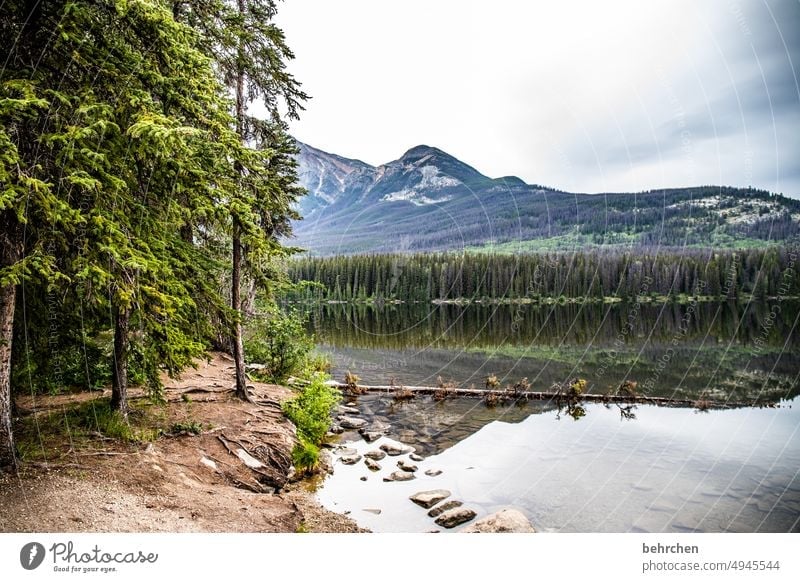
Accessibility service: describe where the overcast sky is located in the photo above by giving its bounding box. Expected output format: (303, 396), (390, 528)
(274, 0), (800, 197)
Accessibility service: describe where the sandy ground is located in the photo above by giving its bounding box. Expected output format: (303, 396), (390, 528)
(0, 353), (364, 533)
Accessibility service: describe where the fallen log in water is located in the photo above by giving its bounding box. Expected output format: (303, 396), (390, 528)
(322, 380), (760, 410)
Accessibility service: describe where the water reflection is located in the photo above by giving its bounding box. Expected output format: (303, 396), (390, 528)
(304, 301), (800, 403)
(316, 394), (800, 533)
(307, 300), (800, 532)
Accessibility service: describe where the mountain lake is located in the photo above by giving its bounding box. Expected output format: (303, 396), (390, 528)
(298, 300), (800, 532)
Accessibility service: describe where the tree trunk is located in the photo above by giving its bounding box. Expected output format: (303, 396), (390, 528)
(0, 283), (17, 472)
(231, 222), (250, 401)
(111, 305), (131, 416)
(231, 0), (251, 402)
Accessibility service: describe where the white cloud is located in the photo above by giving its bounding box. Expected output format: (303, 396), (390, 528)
(270, 0), (800, 196)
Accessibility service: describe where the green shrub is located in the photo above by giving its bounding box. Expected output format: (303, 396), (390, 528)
(244, 308), (314, 383)
(58, 399), (160, 442)
(169, 421), (203, 435)
(301, 351), (332, 378)
(282, 373), (341, 444)
(291, 438), (320, 474)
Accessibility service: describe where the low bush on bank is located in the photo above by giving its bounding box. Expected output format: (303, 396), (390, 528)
(282, 373), (340, 474)
(244, 308), (321, 383)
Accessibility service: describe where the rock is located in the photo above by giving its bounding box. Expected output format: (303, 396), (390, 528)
(364, 458), (381, 472)
(199, 457), (218, 471)
(335, 447), (358, 456)
(236, 448), (264, 469)
(397, 459), (418, 472)
(364, 450), (386, 461)
(435, 507), (477, 529)
(360, 476), (367, 481)
(383, 471), (416, 482)
(339, 454), (362, 465)
(360, 430), (384, 443)
(409, 453), (424, 462)
(409, 489), (451, 509)
(380, 440), (413, 456)
(329, 424), (344, 434)
(460, 509), (536, 533)
(319, 450), (335, 474)
(424, 469), (442, 477)
(363, 508), (381, 514)
(370, 419), (392, 432)
(338, 405), (360, 415)
(427, 500), (462, 517)
(339, 416), (368, 430)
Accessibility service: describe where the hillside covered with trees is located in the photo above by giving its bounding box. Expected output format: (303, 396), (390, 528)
(286, 247), (800, 302)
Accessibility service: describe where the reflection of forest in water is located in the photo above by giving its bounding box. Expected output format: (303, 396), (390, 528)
(304, 301), (800, 402)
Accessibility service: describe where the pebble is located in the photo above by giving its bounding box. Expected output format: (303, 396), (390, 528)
(383, 471), (416, 482)
(409, 489), (451, 509)
(339, 454), (361, 465)
(397, 459), (418, 472)
(427, 500), (462, 517)
(435, 507), (477, 528)
(339, 416), (368, 430)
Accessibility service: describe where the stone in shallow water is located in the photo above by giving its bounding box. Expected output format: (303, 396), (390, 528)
(380, 440), (414, 456)
(338, 405), (360, 415)
(384, 471), (416, 482)
(319, 450), (334, 474)
(409, 489), (451, 509)
(364, 458), (381, 472)
(363, 508), (381, 514)
(460, 509), (535, 533)
(360, 430), (384, 443)
(424, 469), (443, 477)
(339, 416), (368, 430)
(335, 447), (358, 456)
(435, 507), (477, 528)
(409, 453), (424, 462)
(364, 449), (386, 461)
(339, 454), (361, 465)
(360, 476), (367, 481)
(397, 459), (418, 472)
(428, 500), (462, 517)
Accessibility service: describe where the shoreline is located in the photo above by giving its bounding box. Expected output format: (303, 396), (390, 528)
(0, 353), (364, 534)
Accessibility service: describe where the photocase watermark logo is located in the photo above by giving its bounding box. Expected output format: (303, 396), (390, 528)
(20, 542), (46, 570)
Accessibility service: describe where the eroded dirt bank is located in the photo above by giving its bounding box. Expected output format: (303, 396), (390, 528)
(0, 353), (363, 533)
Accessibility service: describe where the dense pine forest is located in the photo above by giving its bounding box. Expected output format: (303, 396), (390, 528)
(285, 247), (800, 302)
(0, 1), (307, 472)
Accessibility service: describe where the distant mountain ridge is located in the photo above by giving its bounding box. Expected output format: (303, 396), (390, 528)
(292, 140), (800, 255)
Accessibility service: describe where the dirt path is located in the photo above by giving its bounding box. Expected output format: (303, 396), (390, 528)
(0, 353), (364, 533)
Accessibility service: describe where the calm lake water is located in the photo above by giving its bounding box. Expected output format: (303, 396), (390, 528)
(302, 301), (800, 532)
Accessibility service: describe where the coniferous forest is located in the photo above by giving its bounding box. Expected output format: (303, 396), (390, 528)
(285, 247), (800, 303)
(0, 1), (305, 472)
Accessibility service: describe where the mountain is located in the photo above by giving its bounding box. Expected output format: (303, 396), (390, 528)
(292, 141), (800, 255)
(295, 141), (374, 215)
